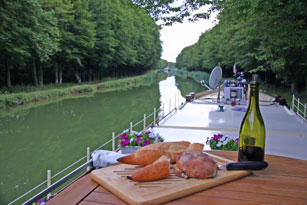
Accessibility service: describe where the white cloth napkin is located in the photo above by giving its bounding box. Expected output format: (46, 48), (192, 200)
(91, 150), (126, 168)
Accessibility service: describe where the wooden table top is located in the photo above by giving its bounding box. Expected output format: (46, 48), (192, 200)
(47, 151), (307, 205)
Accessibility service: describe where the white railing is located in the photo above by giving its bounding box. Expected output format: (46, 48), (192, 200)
(292, 95), (307, 121)
(9, 95), (184, 205)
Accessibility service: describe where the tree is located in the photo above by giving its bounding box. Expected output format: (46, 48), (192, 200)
(67, 0), (96, 83)
(0, 0), (59, 87)
(131, 0), (215, 25)
(0, 0), (163, 87)
(174, 0), (307, 92)
(42, 0), (75, 84)
(31, 0), (60, 86)
(88, 0), (161, 78)
(0, 0), (34, 87)
(88, 0), (119, 80)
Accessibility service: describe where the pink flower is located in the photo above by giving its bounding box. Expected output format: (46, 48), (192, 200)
(136, 137), (141, 144)
(213, 134), (223, 142)
(142, 139), (151, 146)
(120, 141), (126, 146)
(122, 133), (127, 139)
(124, 139), (130, 145)
(120, 132), (127, 139)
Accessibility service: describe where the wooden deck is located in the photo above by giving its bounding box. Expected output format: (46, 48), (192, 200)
(47, 151), (307, 205)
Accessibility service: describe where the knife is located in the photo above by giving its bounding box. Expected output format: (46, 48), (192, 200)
(218, 161), (268, 170)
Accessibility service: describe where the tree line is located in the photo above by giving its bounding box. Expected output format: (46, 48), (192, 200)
(175, 0), (307, 93)
(0, 0), (162, 87)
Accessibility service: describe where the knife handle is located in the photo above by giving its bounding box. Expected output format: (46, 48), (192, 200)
(226, 161), (268, 170)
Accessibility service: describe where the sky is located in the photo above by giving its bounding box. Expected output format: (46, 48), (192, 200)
(159, 9), (218, 63)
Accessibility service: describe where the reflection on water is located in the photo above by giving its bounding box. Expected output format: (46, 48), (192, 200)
(159, 76), (185, 114)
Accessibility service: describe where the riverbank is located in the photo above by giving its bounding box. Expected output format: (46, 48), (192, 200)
(0, 72), (163, 112)
(259, 83), (307, 108)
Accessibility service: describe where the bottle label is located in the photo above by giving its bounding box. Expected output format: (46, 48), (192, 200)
(243, 135), (256, 146)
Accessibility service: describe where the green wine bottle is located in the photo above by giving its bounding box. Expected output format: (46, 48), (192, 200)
(238, 74), (265, 162)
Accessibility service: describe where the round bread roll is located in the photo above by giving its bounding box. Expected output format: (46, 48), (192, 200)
(173, 152), (218, 178)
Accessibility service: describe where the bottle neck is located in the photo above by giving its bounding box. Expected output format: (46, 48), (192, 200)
(249, 83), (259, 108)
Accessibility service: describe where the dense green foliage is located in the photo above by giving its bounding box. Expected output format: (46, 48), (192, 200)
(131, 0), (214, 25)
(133, 0), (307, 93)
(175, 0), (307, 94)
(0, 0), (162, 87)
(158, 59), (168, 70)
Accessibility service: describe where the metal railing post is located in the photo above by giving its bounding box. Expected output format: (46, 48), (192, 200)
(178, 91), (180, 108)
(297, 98), (300, 114)
(174, 94), (176, 109)
(86, 147), (90, 172)
(112, 132), (115, 151)
(47, 170), (51, 200)
(130, 122), (133, 136)
(162, 103), (164, 117)
(143, 114), (146, 131)
(292, 94), (295, 112)
(153, 107), (156, 126)
(169, 98), (171, 113)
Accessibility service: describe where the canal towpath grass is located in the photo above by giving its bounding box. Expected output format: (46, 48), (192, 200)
(0, 72), (164, 113)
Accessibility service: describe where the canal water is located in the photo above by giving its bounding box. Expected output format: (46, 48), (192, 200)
(0, 74), (205, 204)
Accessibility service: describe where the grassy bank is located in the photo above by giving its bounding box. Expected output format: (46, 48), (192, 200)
(260, 83), (307, 108)
(0, 72), (161, 111)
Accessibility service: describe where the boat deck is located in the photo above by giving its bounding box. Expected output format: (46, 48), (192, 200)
(45, 91), (307, 204)
(154, 93), (307, 160)
(46, 151), (307, 205)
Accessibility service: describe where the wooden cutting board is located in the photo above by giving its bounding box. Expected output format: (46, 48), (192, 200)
(90, 152), (251, 205)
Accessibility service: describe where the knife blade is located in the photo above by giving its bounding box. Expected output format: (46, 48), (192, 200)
(218, 161), (268, 170)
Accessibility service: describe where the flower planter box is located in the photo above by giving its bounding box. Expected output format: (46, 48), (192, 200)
(118, 129), (164, 153)
(121, 146), (141, 154)
(207, 134), (238, 151)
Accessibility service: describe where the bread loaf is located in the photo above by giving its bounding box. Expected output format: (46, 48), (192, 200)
(173, 152), (217, 179)
(117, 150), (164, 166)
(117, 141), (204, 165)
(127, 156), (170, 182)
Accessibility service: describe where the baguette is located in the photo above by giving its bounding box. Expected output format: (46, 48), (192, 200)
(117, 149), (164, 166)
(117, 141), (204, 165)
(127, 156), (170, 182)
(140, 141), (190, 151)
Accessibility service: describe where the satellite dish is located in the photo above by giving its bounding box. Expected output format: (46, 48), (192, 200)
(200, 65), (223, 103)
(209, 66), (223, 89)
